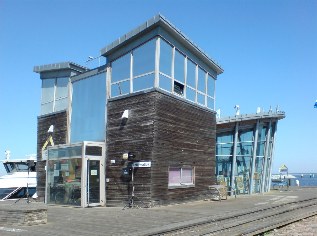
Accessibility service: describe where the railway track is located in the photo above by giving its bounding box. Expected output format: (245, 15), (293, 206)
(149, 197), (317, 236)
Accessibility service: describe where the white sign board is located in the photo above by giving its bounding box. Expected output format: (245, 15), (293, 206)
(132, 161), (151, 168)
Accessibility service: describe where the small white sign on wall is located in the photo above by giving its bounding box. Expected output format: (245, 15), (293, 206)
(132, 161), (151, 168)
(91, 170), (98, 176)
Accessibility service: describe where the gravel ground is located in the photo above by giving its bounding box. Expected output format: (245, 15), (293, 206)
(267, 215), (317, 235)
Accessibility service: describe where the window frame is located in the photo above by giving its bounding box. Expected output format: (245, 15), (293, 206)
(168, 166), (195, 188)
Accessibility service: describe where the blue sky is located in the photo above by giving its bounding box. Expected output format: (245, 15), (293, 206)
(0, 0), (316, 175)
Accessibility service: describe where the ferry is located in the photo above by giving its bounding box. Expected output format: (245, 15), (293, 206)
(0, 152), (37, 201)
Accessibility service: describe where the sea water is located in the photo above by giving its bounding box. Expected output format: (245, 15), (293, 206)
(292, 173), (317, 187)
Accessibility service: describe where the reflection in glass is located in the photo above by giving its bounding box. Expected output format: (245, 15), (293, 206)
(55, 98), (68, 112)
(159, 75), (172, 92)
(133, 74), (155, 92)
(111, 80), (130, 97)
(56, 77), (69, 99)
(217, 143), (233, 155)
(216, 156), (232, 186)
(207, 75), (215, 97)
(238, 130), (254, 142)
(133, 39), (156, 76)
(159, 39), (173, 76)
(186, 87), (195, 102)
(197, 92), (205, 105)
(111, 53), (130, 83)
(71, 73), (106, 143)
(46, 158), (82, 206)
(186, 60), (196, 88)
(207, 97), (214, 110)
(41, 79), (55, 104)
(174, 50), (185, 83)
(197, 67), (206, 93)
(217, 133), (234, 143)
(41, 102), (54, 115)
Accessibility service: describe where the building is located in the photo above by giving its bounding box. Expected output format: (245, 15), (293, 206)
(216, 111), (285, 195)
(34, 15), (284, 207)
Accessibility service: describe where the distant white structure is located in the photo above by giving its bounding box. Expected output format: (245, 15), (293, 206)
(234, 105), (240, 116)
(296, 179), (300, 186)
(4, 150), (10, 160)
(256, 107), (261, 114)
(216, 109), (221, 119)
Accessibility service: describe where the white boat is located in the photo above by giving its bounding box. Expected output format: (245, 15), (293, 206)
(0, 154), (37, 201)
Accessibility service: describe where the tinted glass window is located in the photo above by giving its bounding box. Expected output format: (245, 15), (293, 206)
(197, 93), (205, 105)
(56, 77), (69, 99)
(133, 74), (155, 92)
(112, 53), (130, 82)
(111, 80), (130, 97)
(174, 50), (185, 83)
(207, 75), (215, 97)
(133, 39), (156, 76)
(41, 79), (55, 104)
(159, 75), (172, 92)
(71, 72), (106, 142)
(197, 67), (206, 93)
(159, 39), (173, 76)
(186, 87), (195, 102)
(186, 60), (196, 88)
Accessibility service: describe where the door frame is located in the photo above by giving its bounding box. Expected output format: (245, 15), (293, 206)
(81, 142), (105, 207)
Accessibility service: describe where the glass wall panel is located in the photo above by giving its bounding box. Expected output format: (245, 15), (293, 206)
(238, 130), (254, 142)
(217, 144), (233, 155)
(197, 93), (205, 105)
(256, 141), (265, 156)
(71, 73), (106, 143)
(55, 98), (68, 112)
(186, 60), (196, 88)
(46, 158), (82, 206)
(197, 67), (206, 93)
(159, 39), (173, 76)
(111, 80), (130, 97)
(186, 87), (195, 102)
(207, 97), (214, 110)
(235, 156), (252, 194)
(216, 156), (232, 186)
(207, 75), (215, 97)
(41, 79), (55, 104)
(174, 50), (185, 83)
(111, 54), (130, 83)
(159, 75), (172, 92)
(133, 39), (156, 77)
(133, 74), (155, 92)
(237, 142), (253, 156)
(217, 133), (234, 143)
(41, 102), (54, 115)
(56, 77), (69, 99)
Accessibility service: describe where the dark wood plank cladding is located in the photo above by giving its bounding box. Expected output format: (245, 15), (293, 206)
(106, 90), (216, 206)
(37, 111), (68, 200)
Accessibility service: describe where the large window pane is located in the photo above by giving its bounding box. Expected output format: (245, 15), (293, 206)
(55, 97), (68, 112)
(186, 87), (195, 102)
(217, 133), (234, 143)
(71, 73), (106, 143)
(111, 80), (130, 97)
(112, 53), (130, 83)
(197, 93), (205, 105)
(207, 75), (215, 97)
(41, 102), (54, 115)
(217, 143), (233, 155)
(186, 60), (196, 88)
(159, 75), (172, 92)
(159, 39), (172, 76)
(197, 67), (206, 93)
(207, 97), (214, 110)
(174, 50), (185, 83)
(41, 79), (55, 104)
(239, 130), (254, 142)
(56, 77), (69, 99)
(168, 168), (181, 185)
(133, 39), (156, 77)
(133, 74), (154, 92)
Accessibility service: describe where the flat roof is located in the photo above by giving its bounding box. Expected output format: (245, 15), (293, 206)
(33, 62), (88, 73)
(100, 14), (223, 75)
(217, 111), (286, 124)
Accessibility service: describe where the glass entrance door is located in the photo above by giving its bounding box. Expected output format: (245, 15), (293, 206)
(87, 159), (100, 206)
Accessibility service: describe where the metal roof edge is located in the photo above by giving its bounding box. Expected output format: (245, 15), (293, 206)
(217, 111), (286, 124)
(100, 14), (223, 75)
(33, 62), (88, 73)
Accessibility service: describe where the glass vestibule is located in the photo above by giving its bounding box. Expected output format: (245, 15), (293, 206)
(46, 142), (105, 207)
